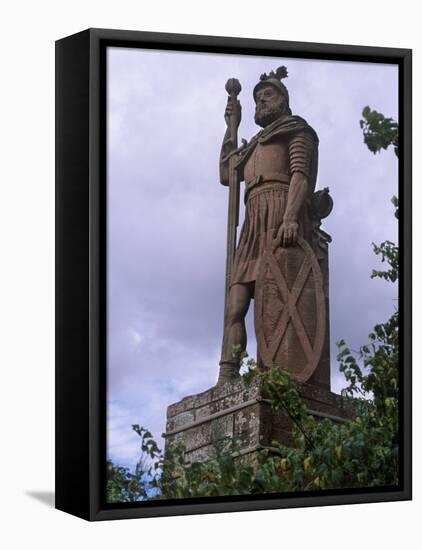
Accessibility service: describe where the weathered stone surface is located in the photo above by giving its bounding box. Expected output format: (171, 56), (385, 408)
(254, 237), (327, 385)
(217, 66), (333, 388)
(164, 378), (354, 466)
(164, 68), (343, 468)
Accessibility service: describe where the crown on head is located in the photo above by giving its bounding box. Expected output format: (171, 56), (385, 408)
(259, 66), (288, 82)
(253, 65), (290, 106)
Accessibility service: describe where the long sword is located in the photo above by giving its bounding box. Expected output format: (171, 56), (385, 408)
(223, 78), (242, 316)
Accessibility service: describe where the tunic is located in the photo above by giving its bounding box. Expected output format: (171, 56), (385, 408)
(230, 115), (318, 289)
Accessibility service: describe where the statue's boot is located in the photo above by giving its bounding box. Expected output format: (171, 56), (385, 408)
(216, 360), (240, 385)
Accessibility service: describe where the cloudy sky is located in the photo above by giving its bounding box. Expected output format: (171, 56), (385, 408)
(106, 46), (398, 469)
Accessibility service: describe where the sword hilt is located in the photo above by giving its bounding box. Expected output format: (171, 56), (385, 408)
(225, 78), (241, 148)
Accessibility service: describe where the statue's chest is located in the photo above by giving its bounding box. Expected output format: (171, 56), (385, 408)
(244, 138), (290, 182)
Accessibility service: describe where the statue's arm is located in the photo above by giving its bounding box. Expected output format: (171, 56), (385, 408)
(219, 96), (242, 186)
(284, 171), (309, 222)
(276, 129), (318, 247)
(219, 128), (233, 186)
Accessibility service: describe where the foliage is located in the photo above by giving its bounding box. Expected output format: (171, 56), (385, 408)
(106, 426), (161, 502)
(371, 196), (399, 283)
(360, 106), (398, 157)
(106, 461), (148, 503)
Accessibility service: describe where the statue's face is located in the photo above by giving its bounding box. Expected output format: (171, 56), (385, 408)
(254, 84), (286, 128)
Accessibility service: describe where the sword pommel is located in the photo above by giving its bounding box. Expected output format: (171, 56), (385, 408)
(225, 78), (241, 97)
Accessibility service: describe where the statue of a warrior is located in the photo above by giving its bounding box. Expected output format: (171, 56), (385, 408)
(218, 67), (333, 388)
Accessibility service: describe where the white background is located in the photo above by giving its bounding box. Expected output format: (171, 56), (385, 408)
(0, 1), (419, 549)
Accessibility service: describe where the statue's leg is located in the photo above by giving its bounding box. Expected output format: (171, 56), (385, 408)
(217, 283), (252, 385)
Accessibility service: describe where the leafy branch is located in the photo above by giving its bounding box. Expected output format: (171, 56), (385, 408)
(360, 106), (398, 157)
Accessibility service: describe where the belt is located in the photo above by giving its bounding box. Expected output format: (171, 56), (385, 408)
(245, 173), (290, 202)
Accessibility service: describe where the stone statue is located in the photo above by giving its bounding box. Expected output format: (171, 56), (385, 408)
(164, 71), (342, 460)
(217, 67), (333, 388)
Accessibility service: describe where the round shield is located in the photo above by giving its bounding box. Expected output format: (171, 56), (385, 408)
(254, 236), (326, 383)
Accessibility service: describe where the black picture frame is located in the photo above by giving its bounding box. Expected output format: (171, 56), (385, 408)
(55, 27), (412, 521)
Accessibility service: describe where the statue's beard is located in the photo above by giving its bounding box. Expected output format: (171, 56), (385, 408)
(254, 103), (285, 128)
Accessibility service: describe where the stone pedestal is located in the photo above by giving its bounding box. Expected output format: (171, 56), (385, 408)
(164, 378), (355, 465)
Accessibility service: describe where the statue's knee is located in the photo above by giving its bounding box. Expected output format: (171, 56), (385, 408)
(226, 304), (244, 326)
